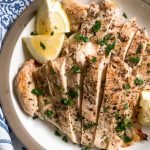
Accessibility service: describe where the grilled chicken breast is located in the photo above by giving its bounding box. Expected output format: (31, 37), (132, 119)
(45, 57), (77, 143)
(81, 54), (108, 145)
(94, 57), (146, 150)
(112, 18), (138, 60)
(62, 0), (89, 32)
(80, 0), (118, 42)
(33, 65), (61, 129)
(137, 40), (150, 82)
(65, 57), (83, 143)
(15, 59), (39, 116)
(125, 29), (148, 73)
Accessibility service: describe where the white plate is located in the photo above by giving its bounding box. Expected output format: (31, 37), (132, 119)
(6, 0), (150, 149)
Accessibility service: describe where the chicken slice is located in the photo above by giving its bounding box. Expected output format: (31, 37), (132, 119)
(62, 0), (89, 32)
(125, 29), (148, 73)
(33, 65), (61, 129)
(80, 0), (117, 42)
(137, 40), (150, 82)
(65, 57), (83, 143)
(94, 57), (146, 150)
(81, 54), (108, 145)
(112, 18), (138, 60)
(45, 57), (77, 143)
(15, 59), (39, 117)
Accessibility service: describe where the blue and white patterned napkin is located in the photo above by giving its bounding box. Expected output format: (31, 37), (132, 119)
(0, 0), (33, 149)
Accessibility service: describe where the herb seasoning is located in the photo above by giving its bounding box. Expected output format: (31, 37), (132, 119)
(62, 136), (68, 143)
(44, 110), (53, 118)
(55, 129), (61, 137)
(71, 65), (81, 74)
(134, 77), (144, 86)
(123, 12), (127, 19)
(84, 122), (97, 130)
(31, 88), (44, 96)
(74, 33), (89, 42)
(129, 57), (140, 64)
(92, 21), (101, 33)
(136, 43), (143, 54)
(40, 42), (46, 50)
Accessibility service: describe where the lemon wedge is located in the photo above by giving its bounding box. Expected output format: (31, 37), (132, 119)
(35, 0), (70, 34)
(138, 90), (150, 126)
(23, 34), (65, 64)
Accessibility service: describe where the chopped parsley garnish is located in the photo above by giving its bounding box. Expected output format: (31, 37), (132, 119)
(62, 136), (68, 143)
(44, 99), (51, 105)
(134, 77), (144, 86)
(104, 107), (109, 112)
(81, 146), (91, 150)
(136, 43), (143, 54)
(92, 21), (101, 33)
(50, 31), (54, 36)
(91, 57), (97, 63)
(40, 42), (46, 50)
(122, 134), (133, 143)
(124, 103), (129, 110)
(97, 34), (112, 46)
(123, 12), (128, 19)
(75, 113), (85, 121)
(129, 57), (140, 64)
(84, 122), (97, 130)
(147, 70), (150, 74)
(55, 129), (61, 137)
(105, 41), (116, 56)
(50, 67), (56, 74)
(54, 26), (58, 29)
(71, 65), (81, 74)
(30, 31), (37, 36)
(61, 98), (73, 106)
(32, 115), (38, 120)
(31, 89), (44, 96)
(68, 89), (78, 99)
(116, 118), (132, 132)
(74, 33), (89, 42)
(123, 84), (130, 90)
(44, 110), (53, 118)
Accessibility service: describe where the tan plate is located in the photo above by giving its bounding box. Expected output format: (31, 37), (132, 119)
(0, 0), (43, 149)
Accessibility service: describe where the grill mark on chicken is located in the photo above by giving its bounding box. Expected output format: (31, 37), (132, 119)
(33, 65), (61, 129)
(125, 29), (148, 73)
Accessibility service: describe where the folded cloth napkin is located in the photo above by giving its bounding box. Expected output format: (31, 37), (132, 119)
(0, 1), (33, 149)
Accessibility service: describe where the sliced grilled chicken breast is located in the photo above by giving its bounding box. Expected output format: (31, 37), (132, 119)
(137, 40), (150, 82)
(81, 54), (108, 145)
(65, 57), (83, 143)
(33, 65), (61, 129)
(80, 0), (118, 41)
(45, 57), (77, 143)
(15, 59), (39, 116)
(94, 57), (146, 150)
(125, 29), (148, 73)
(62, 0), (89, 32)
(112, 18), (137, 60)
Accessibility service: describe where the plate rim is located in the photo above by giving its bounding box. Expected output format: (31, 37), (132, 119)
(0, 0), (43, 149)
